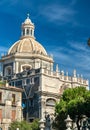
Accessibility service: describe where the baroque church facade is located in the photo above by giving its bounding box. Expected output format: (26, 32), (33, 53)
(0, 15), (89, 121)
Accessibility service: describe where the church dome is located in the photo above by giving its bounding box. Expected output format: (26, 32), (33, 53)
(8, 38), (47, 55)
(8, 14), (47, 55)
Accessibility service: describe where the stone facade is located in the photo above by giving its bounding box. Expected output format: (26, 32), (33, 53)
(0, 83), (22, 130)
(6, 67), (88, 121)
(0, 15), (89, 122)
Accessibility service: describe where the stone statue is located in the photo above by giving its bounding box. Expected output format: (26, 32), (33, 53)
(45, 114), (51, 130)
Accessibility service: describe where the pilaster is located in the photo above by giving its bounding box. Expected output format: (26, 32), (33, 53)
(38, 97), (45, 119)
(16, 61), (19, 73)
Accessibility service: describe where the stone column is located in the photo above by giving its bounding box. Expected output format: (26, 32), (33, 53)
(16, 61), (19, 73)
(25, 28), (27, 36)
(39, 97), (45, 119)
(13, 61), (16, 74)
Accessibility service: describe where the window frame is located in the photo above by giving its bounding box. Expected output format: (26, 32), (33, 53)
(12, 94), (16, 105)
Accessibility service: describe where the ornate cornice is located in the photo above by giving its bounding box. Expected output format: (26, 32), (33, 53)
(38, 90), (60, 99)
(0, 53), (54, 63)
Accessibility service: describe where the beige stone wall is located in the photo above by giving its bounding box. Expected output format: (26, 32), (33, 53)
(0, 87), (22, 130)
(42, 75), (60, 93)
(39, 69), (89, 119)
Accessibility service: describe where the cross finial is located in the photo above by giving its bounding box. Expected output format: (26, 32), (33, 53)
(27, 13), (30, 18)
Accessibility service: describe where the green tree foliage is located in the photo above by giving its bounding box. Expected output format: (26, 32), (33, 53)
(10, 119), (40, 130)
(30, 119), (40, 130)
(55, 87), (90, 130)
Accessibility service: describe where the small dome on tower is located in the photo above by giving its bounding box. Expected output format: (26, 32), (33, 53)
(24, 14), (33, 25)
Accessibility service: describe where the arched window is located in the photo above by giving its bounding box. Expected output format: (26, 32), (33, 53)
(22, 66), (31, 71)
(46, 98), (56, 106)
(26, 29), (29, 35)
(5, 66), (12, 76)
(21, 64), (32, 72)
(23, 29), (25, 36)
(31, 30), (32, 36)
(8, 68), (11, 75)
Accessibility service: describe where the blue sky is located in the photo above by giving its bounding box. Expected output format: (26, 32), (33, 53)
(0, 0), (90, 81)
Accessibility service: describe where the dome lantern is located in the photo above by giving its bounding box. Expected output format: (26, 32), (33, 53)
(21, 14), (35, 39)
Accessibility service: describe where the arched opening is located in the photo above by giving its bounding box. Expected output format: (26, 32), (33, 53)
(46, 98), (56, 106)
(21, 64), (32, 72)
(5, 66), (12, 76)
(31, 30), (32, 36)
(23, 29), (25, 36)
(26, 29), (29, 35)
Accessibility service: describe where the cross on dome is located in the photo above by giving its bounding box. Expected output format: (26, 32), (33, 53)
(27, 13), (30, 19)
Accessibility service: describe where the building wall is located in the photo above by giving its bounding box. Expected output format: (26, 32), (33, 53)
(38, 68), (88, 119)
(0, 86), (22, 130)
(6, 67), (88, 121)
(0, 15), (89, 128)
(1, 54), (53, 77)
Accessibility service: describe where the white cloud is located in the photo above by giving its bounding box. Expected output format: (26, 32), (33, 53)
(47, 42), (90, 80)
(39, 4), (76, 24)
(68, 41), (89, 52)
